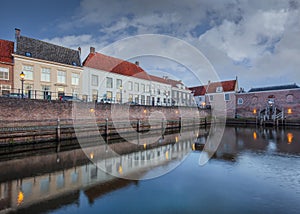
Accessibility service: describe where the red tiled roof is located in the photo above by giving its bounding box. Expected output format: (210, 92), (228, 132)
(189, 85), (207, 96)
(0, 39), (14, 63)
(83, 52), (190, 88)
(83, 52), (150, 79)
(206, 80), (237, 93)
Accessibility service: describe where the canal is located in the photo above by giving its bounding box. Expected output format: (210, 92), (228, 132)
(0, 126), (300, 214)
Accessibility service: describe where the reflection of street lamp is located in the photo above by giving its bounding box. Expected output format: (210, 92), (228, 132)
(119, 85), (123, 104)
(20, 72), (25, 98)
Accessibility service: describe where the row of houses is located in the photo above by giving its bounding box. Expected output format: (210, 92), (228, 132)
(0, 29), (193, 106)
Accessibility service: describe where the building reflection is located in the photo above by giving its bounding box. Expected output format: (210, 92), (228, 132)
(0, 129), (196, 213)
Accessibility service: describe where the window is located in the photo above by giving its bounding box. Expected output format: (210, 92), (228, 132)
(286, 94), (294, 103)
(128, 81), (133, 91)
(41, 68), (50, 82)
(117, 79), (122, 89)
(0, 85), (11, 95)
(57, 71), (66, 84)
(106, 77), (113, 88)
(23, 65), (33, 80)
(216, 87), (223, 92)
(251, 96), (258, 104)
(225, 93), (230, 101)
(141, 84), (145, 92)
(134, 82), (139, 92)
(237, 98), (243, 105)
(92, 90), (98, 101)
(157, 88), (161, 95)
(141, 95), (145, 105)
(0, 67), (9, 80)
(209, 95), (214, 101)
(106, 91), (112, 99)
(146, 84), (150, 92)
(128, 94), (133, 102)
(134, 95), (139, 103)
(91, 75), (98, 86)
(72, 73), (79, 85)
(116, 92), (121, 103)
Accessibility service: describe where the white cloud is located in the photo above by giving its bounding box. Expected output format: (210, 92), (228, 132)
(48, 0), (300, 90)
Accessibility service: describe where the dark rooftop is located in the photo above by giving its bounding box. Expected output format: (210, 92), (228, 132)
(248, 83), (300, 92)
(16, 36), (81, 67)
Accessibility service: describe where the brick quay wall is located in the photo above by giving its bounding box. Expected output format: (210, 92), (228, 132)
(0, 97), (210, 126)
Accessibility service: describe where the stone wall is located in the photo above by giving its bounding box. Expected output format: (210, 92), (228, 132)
(0, 97), (210, 127)
(236, 89), (300, 119)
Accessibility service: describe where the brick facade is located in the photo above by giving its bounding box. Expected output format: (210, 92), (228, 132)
(236, 89), (300, 119)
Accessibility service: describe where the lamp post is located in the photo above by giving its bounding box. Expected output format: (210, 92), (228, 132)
(20, 71), (25, 98)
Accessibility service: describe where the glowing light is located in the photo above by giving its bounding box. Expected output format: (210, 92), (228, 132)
(175, 136), (179, 143)
(143, 109), (147, 113)
(144, 143), (147, 149)
(165, 151), (169, 160)
(202, 102), (206, 107)
(253, 109), (257, 114)
(118, 165), (123, 174)
(90, 153), (94, 159)
(175, 110), (179, 114)
(288, 108), (292, 114)
(253, 132), (257, 140)
(192, 144), (195, 151)
(90, 108), (95, 113)
(287, 133), (293, 144)
(17, 191), (24, 206)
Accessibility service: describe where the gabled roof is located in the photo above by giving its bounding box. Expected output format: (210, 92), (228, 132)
(0, 39), (14, 63)
(189, 85), (207, 96)
(248, 83), (300, 92)
(206, 80), (237, 93)
(15, 36), (81, 67)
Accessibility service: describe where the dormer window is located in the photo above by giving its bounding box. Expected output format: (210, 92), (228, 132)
(25, 52), (32, 57)
(216, 86), (223, 92)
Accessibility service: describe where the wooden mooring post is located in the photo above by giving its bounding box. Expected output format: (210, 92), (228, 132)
(56, 118), (61, 152)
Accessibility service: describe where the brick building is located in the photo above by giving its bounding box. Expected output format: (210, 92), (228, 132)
(0, 39), (14, 95)
(236, 84), (300, 120)
(190, 78), (239, 117)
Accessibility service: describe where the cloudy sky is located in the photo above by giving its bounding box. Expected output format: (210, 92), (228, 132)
(1, 0), (299, 90)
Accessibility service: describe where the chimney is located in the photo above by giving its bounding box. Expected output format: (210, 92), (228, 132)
(78, 47), (81, 55)
(135, 61), (139, 66)
(15, 28), (21, 39)
(90, 47), (95, 54)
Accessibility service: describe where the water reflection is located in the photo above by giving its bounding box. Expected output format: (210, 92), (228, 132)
(0, 126), (299, 213)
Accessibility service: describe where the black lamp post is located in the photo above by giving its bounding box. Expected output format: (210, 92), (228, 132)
(20, 71), (25, 98)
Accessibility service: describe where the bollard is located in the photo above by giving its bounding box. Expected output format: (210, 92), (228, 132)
(137, 119), (140, 132)
(105, 118), (109, 136)
(56, 118), (61, 152)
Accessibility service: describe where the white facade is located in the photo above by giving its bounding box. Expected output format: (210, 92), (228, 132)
(82, 66), (172, 105)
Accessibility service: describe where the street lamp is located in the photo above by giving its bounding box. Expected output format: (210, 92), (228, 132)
(20, 71), (25, 98)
